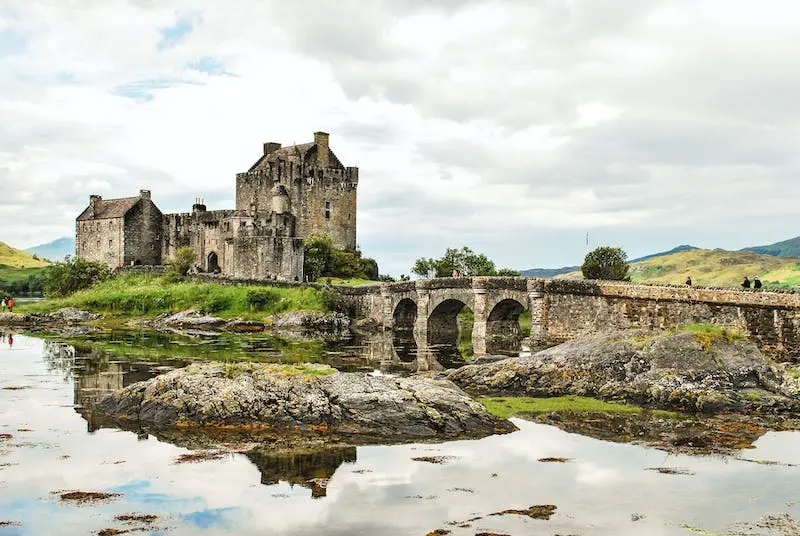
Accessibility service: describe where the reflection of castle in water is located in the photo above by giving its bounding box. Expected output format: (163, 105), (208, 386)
(246, 446), (357, 498)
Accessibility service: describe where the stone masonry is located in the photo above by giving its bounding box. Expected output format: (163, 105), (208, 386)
(76, 132), (359, 281)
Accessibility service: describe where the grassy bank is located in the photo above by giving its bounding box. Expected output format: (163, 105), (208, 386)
(479, 396), (680, 419)
(21, 273), (326, 319)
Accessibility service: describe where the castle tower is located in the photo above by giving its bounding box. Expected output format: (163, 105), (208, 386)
(235, 131), (358, 250)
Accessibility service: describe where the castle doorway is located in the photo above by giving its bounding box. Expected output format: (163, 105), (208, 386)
(207, 252), (220, 273)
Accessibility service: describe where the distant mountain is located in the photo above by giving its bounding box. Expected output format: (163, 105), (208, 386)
(628, 244), (699, 263)
(0, 242), (50, 268)
(520, 244), (699, 278)
(741, 236), (800, 258)
(25, 237), (75, 262)
(520, 266), (579, 277)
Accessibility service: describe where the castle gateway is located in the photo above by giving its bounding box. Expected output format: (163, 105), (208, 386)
(76, 132), (358, 280)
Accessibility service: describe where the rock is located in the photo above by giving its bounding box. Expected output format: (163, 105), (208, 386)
(94, 362), (516, 439)
(49, 308), (100, 322)
(270, 312), (352, 333)
(471, 355), (512, 365)
(158, 309), (227, 329)
(447, 330), (799, 414)
(223, 319), (266, 333)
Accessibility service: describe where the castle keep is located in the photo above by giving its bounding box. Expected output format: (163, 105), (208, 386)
(76, 132), (358, 280)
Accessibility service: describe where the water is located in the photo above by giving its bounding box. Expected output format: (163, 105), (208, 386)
(1, 331), (799, 535)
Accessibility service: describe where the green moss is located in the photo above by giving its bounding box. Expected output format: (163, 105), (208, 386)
(673, 323), (748, 350)
(478, 396), (680, 419)
(678, 524), (728, 535)
(20, 273), (326, 319)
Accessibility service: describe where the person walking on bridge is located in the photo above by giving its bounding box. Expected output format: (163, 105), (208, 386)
(741, 277), (751, 289)
(754, 276), (762, 289)
(6, 297), (14, 313)
(685, 276), (692, 286)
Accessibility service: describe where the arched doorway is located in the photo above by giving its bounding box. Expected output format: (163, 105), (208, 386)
(207, 252), (220, 273)
(486, 298), (527, 355)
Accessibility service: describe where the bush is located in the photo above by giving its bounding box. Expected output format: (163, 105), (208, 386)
(43, 257), (111, 297)
(246, 288), (281, 311)
(303, 233), (379, 281)
(581, 247), (630, 281)
(166, 247), (197, 281)
(321, 289), (356, 316)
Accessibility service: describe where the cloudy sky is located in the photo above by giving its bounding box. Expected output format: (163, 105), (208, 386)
(1, 0), (799, 275)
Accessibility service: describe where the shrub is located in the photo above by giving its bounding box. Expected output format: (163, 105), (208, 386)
(43, 257), (111, 297)
(246, 288), (280, 311)
(166, 247), (197, 281)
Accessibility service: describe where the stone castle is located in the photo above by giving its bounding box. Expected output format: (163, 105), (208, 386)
(76, 132), (358, 280)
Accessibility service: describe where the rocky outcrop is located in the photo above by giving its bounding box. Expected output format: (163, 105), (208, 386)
(94, 363), (516, 439)
(0, 308), (100, 326)
(448, 330), (800, 414)
(269, 312), (351, 333)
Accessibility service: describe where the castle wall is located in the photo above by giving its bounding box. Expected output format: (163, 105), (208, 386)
(123, 198), (163, 266)
(298, 167), (358, 250)
(76, 217), (125, 268)
(223, 235), (303, 280)
(161, 213), (193, 263)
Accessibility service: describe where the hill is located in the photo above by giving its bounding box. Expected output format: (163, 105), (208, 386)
(520, 266), (579, 277)
(520, 244), (699, 278)
(741, 236), (800, 258)
(558, 249), (800, 288)
(25, 237), (75, 262)
(628, 244), (699, 263)
(0, 241), (49, 295)
(0, 242), (50, 268)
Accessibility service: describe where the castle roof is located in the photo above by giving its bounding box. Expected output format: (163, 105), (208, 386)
(247, 142), (344, 173)
(76, 196), (141, 221)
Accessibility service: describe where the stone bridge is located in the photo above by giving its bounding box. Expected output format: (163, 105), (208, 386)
(340, 277), (800, 361)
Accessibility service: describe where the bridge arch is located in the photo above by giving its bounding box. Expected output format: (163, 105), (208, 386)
(393, 298), (417, 331)
(427, 298), (473, 346)
(485, 298), (528, 355)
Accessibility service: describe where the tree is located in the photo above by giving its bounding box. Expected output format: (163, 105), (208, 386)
(303, 234), (379, 281)
(581, 246), (630, 281)
(412, 247), (520, 277)
(166, 247), (197, 280)
(43, 256), (111, 297)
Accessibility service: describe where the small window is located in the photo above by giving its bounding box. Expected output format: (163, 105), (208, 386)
(109, 239), (113, 247)
(324, 201), (331, 220)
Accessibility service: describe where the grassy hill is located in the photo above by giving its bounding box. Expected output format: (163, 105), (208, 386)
(0, 241), (49, 294)
(742, 236), (800, 258)
(0, 242), (50, 268)
(559, 249), (800, 288)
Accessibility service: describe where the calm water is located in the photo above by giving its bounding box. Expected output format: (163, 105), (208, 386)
(1, 331), (799, 535)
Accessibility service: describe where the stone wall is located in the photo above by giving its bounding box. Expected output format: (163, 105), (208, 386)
(544, 280), (800, 361)
(123, 197), (163, 266)
(298, 167), (358, 251)
(76, 217), (125, 268)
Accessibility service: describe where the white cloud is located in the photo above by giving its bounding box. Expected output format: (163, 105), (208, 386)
(1, 0), (800, 273)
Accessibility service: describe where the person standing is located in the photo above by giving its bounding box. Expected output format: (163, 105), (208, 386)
(754, 276), (762, 289)
(685, 276), (692, 286)
(741, 277), (751, 289)
(6, 297), (14, 313)
(1, 297), (6, 312)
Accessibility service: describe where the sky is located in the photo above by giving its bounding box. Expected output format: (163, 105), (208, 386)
(1, 0), (799, 275)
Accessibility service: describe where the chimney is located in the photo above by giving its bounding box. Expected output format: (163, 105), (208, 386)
(139, 189), (151, 200)
(89, 195), (101, 218)
(263, 142), (281, 155)
(314, 131), (329, 168)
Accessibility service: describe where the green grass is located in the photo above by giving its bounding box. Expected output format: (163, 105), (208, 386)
(221, 362), (336, 379)
(479, 395), (681, 419)
(0, 265), (46, 292)
(318, 277), (380, 287)
(675, 323), (748, 349)
(21, 273), (326, 319)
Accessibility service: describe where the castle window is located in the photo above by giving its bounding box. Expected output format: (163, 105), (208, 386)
(324, 201), (331, 220)
(109, 240), (113, 247)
